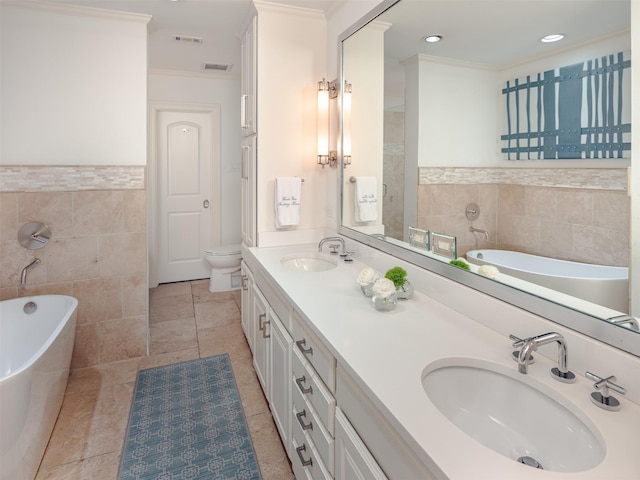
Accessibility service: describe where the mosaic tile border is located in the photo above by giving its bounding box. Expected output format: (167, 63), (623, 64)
(418, 167), (627, 191)
(0, 166), (146, 192)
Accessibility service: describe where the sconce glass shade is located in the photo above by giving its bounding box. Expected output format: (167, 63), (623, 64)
(343, 81), (352, 166)
(317, 79), (330, 166)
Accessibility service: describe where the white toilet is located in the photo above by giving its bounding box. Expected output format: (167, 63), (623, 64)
(204, 244), (242, 292)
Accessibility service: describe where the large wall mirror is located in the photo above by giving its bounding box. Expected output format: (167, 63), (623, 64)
(337, 0), (639, 356)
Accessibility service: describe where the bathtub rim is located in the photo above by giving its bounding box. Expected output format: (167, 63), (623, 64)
(0, 294), (79, 383)
(466, 249), (628, 281)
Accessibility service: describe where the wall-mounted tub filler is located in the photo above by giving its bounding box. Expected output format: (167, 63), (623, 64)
(21, 258), (40, 285)
(18, 222), (51, 250)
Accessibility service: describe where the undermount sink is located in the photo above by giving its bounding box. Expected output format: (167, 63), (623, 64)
(422, 358), (605, 473)
(280, 254), (338, 272)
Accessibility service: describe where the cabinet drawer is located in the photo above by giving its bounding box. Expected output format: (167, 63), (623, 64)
(292, 347), (336, 436)
(292, 370), (334, 475)
(292, 311), (336, 392)
(292, 406), (333, 480)
(258, 276), (292, 331)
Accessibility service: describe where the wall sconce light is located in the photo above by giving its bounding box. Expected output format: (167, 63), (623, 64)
(317, 78), (338, 167)
(343, 81), (352, 167)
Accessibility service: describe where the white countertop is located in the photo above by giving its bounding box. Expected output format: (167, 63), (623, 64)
(246, 243), (640, 480)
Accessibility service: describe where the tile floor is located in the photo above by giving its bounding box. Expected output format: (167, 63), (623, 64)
(36, 279), (294, 480)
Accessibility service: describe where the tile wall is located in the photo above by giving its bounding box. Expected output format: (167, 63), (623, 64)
(0, 166), (148, 368)
(416, 167), (630, 267)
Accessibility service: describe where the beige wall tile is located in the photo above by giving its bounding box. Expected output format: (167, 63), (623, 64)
(19, 191), (73, 237)
(19, 282), (73, 298)
(72, 323), (101, 369)
(525, 186), (556, 219)
(122, 274), (147, 317)
(572, 225), (628, 267)
(556, 189), (593, 225)
(99, 316), (148, 363)
(498, 185), (525, 216)
(0, 287), (18, 300)
(497, 215), (541, 252)
(0, 193), (19, 242)
(123, 190), (146, 233)
(73, 191), (124, 235)
(98, 233), (145, 277)
(538, 220), (574, 259)
(592, 190), (630, 232)
(73, 277), (123, 324)
(0, 240), (46, 287)
(46, 237), (99, 283)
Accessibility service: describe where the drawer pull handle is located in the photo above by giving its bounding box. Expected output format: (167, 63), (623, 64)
(241, 275), (248, 290)
(296, 410), (313, 430)
(296, 444), (313, 467)
(258, 313), (270, 338)
(296, 339), (313, 356)
(295, 376), (313, 394)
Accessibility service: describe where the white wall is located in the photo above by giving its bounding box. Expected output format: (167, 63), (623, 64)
(254, 2), (327, 237)
(0, 2), (149, 166)
(148, 72), (242, 245)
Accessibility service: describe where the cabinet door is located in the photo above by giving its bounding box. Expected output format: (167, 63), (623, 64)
(252, 286), (270, 395)
(335, 408), (388, 480)
(269, 310), (292, 456)
(240, 261), (254, 351)
(240, 135), (256, 247)
(240, 15), (257, 137)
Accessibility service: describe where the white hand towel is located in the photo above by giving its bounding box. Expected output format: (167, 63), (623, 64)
(354, 176), (377, 222)
(275, 177), (301, 228)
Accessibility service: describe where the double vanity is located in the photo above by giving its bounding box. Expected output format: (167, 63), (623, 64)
(241, 238), (640, 479)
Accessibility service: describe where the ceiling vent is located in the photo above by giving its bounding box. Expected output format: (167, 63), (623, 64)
(172, 35), (203, 44)
(202, 63), (232, 72)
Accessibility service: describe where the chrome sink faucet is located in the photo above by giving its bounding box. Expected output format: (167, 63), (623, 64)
(318, 237), (353, 262)
(318, 236), (345, 255)
(511, 332), (576, 383)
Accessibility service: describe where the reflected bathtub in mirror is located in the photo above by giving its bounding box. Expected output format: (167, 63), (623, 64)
(466, 250), (629, 313)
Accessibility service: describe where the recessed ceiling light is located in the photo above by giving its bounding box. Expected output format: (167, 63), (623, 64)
(423, 35), (443, 43)
(540, 33), (565, 43)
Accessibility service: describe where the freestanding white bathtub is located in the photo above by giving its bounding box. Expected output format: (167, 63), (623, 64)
(0, 295), (78, 480)
(466, 250), (629, 313)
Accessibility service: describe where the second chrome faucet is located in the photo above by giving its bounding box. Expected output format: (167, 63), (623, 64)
(511, 332), (576, 383)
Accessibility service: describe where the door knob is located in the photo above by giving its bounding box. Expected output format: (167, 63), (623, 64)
(203, 200), (210, 208)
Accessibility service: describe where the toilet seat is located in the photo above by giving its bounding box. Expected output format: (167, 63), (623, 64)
(205, 244), (241, 256)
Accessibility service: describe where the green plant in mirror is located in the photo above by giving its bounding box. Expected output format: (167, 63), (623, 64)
(385, 266), (407, 288)
(450, 259), (471, 270)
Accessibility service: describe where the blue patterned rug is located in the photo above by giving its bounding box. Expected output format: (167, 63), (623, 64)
(119, 354), (262, 480)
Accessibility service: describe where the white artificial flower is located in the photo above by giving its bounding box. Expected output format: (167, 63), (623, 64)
(478, 265), (500, 279)
(357, 267), (379, 286)
(372, 277), (396, 298)
(455, 257), (469, 266)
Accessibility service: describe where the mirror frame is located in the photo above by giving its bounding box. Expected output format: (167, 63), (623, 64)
(337, 0), (639, 357)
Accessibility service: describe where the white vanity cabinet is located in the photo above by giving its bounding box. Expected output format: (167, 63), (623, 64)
(334, 408), (388, 480)
(242, 255), (392, 480)
(240, 261), (254, 352)
(252, 286), (270, 392)
(290, 311), (337, 478)
(240, 135), (256, 247)
(269, 309), (292, 453)
(240, 14), (256, 137)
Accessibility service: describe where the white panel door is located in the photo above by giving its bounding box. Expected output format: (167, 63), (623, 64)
(158, 110), (215, 283)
